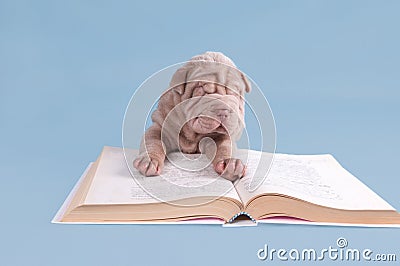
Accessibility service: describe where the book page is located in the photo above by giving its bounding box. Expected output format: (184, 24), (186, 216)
(235, 152), (395, 211)
(52, 163), (94, 223)
(84, 146), (241, 205)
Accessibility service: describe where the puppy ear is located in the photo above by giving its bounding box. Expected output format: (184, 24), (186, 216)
(170, 67), (188, 95)
(241, 73), (251, 93)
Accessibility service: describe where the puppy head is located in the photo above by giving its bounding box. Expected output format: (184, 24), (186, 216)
(171, 52), (251, 96)
(169, 52), (251, 140)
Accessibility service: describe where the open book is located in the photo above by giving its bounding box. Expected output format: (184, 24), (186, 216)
(53, 146), (400, 227)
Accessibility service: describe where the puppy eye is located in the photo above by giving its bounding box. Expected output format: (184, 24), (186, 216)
(226, 88), (235, 95)
(192, 86), (205, 96)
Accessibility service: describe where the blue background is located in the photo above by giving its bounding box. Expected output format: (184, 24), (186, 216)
(1, 0), (399, 265)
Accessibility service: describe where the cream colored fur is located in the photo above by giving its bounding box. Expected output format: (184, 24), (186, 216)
(134, 52), (251, 181)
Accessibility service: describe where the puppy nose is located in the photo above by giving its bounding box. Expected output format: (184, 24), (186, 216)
(215, 109), (230, 121)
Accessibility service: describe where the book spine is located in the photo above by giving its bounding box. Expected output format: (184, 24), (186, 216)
(228, 211), (256, 223)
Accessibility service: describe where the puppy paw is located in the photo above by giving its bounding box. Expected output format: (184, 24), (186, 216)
(133, 155), (163, 176)
(214, 158), (246, 181)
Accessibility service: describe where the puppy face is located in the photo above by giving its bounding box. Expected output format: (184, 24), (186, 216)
(169, 60), (251, 141)
(184, 85), (242, 138)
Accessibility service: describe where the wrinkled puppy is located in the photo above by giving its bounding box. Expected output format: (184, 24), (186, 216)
(134, 52), (251, 181)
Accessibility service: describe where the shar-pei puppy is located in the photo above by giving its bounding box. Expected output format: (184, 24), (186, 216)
(133, 51), (251, 181)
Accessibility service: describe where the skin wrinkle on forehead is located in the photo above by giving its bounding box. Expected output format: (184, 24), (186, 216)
(170, 60), (249, 96)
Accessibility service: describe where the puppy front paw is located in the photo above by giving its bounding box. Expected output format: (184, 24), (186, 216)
(133, 155), (163, 176)
(214, 158), (246, 181)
